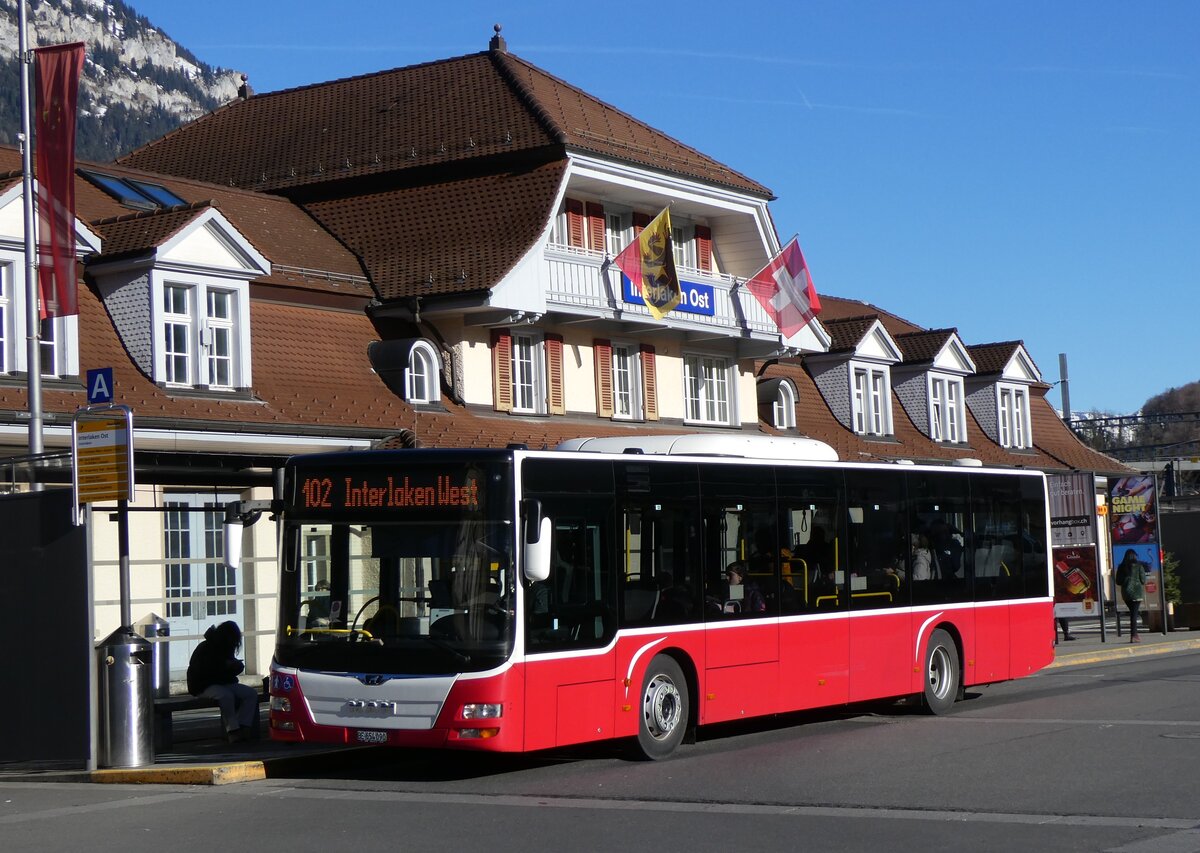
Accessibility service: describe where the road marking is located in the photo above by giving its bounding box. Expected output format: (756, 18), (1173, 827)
(1106, 829), (1200, 852)
(250, 784), (1200, 831)
(938, 716), (1200, 727)
(0, 790), (195, 825)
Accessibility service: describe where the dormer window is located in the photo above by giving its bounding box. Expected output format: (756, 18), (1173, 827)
(155, 278), (249, 390)
(929, 375), (965, 443)
(406, 339), (441, 404)
(852, 364), (891, 436)
(998, 385), (1030, 449)
(773, 381), (796, 430)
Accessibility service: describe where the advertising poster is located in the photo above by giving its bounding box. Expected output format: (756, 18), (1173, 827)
(1109, 474), (1157, 545)
(1111, 542), (1162, 613)
(1048, 473), (1096, 547)
(1053, 546), (1099, 618)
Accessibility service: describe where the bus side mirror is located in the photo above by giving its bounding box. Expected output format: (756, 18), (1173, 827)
(522, 499), (552, 582)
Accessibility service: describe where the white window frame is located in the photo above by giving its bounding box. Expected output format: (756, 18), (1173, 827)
(0, 262), (10, 374)
(405, 339), (441, 404)
(773, 381), (796, 430)
(850, 362), (892, 436)
(671, 222), (696, 271)
(929, 374), (966, 443)
(151, 273), (251, 390)
(611, 342), (643, 421)
(510, 330), (546, 414)
(0, 255), (79, 378)
(998, 384), (1030, 449)
(605, 211), (630, 257)
(683, 353), (732, 425)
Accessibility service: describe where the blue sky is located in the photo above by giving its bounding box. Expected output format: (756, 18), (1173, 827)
(125, 0), (1199, 416)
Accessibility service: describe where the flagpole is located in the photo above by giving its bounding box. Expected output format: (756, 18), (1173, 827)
(18, 0), (45, 462)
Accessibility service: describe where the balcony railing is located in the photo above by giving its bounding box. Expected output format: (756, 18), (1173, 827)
(544, 243), (778, 336)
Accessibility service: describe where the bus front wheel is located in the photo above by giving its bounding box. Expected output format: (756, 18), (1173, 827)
(923, 628), (960, 714)
(637, 655), (688, 760)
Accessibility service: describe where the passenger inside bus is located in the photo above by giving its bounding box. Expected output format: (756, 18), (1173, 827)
(301, 579), (331, 626)
(719, 561), (765, 614)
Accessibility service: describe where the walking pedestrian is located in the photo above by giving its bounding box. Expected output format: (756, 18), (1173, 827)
(1115, 549), (1147, 643)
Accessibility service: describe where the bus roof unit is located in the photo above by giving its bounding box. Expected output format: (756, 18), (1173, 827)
(556, 434), (839, 462)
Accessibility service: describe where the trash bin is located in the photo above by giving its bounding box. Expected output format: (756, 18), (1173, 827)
(136, 613), (170, 700)
(97, 627), (154, 768)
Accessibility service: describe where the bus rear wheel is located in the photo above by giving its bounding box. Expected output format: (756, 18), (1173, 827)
(637, 655), (688, 760)
(923, 628), (960, 715)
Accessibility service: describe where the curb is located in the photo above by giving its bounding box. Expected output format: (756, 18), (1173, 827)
(1048, 637), (1200, 669)
(91, 761), (266, 785)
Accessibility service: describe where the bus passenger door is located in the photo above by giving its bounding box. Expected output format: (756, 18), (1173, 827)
(701, 466), (780, 722)
(521, 459), (618, 750)
(844, 472), (911, 703)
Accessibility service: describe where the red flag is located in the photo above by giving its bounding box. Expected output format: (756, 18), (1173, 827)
(613, 207), (680, 321)
(34, 42), (86, 319)
(745, 237), (821, 338)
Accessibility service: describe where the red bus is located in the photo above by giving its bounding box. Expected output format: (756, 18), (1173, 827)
(268, 435), (1053, 759)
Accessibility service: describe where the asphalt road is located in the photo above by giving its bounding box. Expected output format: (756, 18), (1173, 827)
(3, 649), (1199, 852)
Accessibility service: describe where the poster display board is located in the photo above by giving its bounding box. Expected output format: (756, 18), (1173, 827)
(1109, 475), (1160, 614)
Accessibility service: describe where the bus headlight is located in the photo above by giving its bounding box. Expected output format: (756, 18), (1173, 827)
(457, 728), (500, 739)
(270, 695), (292, 713)
(461, 703), (502, 719)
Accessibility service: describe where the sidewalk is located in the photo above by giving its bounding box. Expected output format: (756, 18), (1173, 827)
(4, 622), (1197, 786)
(1048, 617), (1200, 669)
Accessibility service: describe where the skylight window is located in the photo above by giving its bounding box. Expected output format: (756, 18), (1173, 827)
(80, 170), (186, 210)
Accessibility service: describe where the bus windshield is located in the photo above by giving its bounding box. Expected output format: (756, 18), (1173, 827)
(276, 455), (515, 675)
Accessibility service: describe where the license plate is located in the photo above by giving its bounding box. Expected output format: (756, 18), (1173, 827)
(355, 729), (388, 744)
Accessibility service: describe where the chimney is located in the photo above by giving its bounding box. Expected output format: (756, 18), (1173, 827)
(489, 24), (507, 54)
(238, 74), (254, 100)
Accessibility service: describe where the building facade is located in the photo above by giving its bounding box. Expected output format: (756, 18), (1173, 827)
(0, 30), (1126, 675)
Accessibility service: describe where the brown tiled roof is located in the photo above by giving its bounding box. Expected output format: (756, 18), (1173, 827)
(118, 50), (770, 198)
(494, 52), (770, 196)
(0, 144), (370, 298)
(822, 315), (881, 354)
(0, 282), (408, 433)
(759, 360), (1130, 474)
(90, 202), (213, 258)
(70, 154), (371, 296)
(302, 161), (567, 299)
(895, 328), (957, 364)
(818, 295), (923, 337)
(968, 341), (1025, 375)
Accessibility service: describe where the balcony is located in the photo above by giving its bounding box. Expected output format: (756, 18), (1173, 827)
(543, 243), (779, 339)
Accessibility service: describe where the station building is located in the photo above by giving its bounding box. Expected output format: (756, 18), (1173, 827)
(0, 28), (1124, 677)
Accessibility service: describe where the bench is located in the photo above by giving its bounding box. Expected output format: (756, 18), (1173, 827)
(153, 687), (268, 751)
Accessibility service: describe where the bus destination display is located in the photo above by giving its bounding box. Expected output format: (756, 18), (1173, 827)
(301, 473), (480, 511)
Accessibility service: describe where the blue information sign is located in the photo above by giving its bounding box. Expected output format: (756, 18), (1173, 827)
(622, 276), (716, 317)
(86, 367), (114, 405)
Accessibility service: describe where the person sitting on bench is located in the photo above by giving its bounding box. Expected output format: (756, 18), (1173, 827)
(187, 621), (258, 743)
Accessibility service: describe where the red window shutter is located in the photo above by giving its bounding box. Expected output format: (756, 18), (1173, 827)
(633, 212), (650, 237)
(566, 198), (585, 248)
(594, 339), (614, 418)
(695, 225), (712, 273)
(491, 328), (513, 412)
(586, 202), (606, 253)
(640, 344), (658, 421)
(546, 334), (565, 415)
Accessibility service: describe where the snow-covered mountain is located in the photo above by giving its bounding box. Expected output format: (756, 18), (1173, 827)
(0, 0), (244, 161)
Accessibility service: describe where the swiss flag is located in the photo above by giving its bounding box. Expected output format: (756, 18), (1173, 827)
(745, 237), (821, 338)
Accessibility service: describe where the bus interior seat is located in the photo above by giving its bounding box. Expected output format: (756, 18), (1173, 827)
(623, 584), (659, 622)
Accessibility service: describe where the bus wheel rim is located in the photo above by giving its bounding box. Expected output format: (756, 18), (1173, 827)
(644, 674), (681, 739)
(928, 646), (952, 700)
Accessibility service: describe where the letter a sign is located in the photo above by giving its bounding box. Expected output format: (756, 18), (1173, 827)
(87, 367), (114, 405)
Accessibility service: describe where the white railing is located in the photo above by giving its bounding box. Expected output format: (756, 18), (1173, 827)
(543, 243), (778, 335)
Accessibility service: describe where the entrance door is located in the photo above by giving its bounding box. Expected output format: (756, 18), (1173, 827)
(164, 493), (240, 674)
